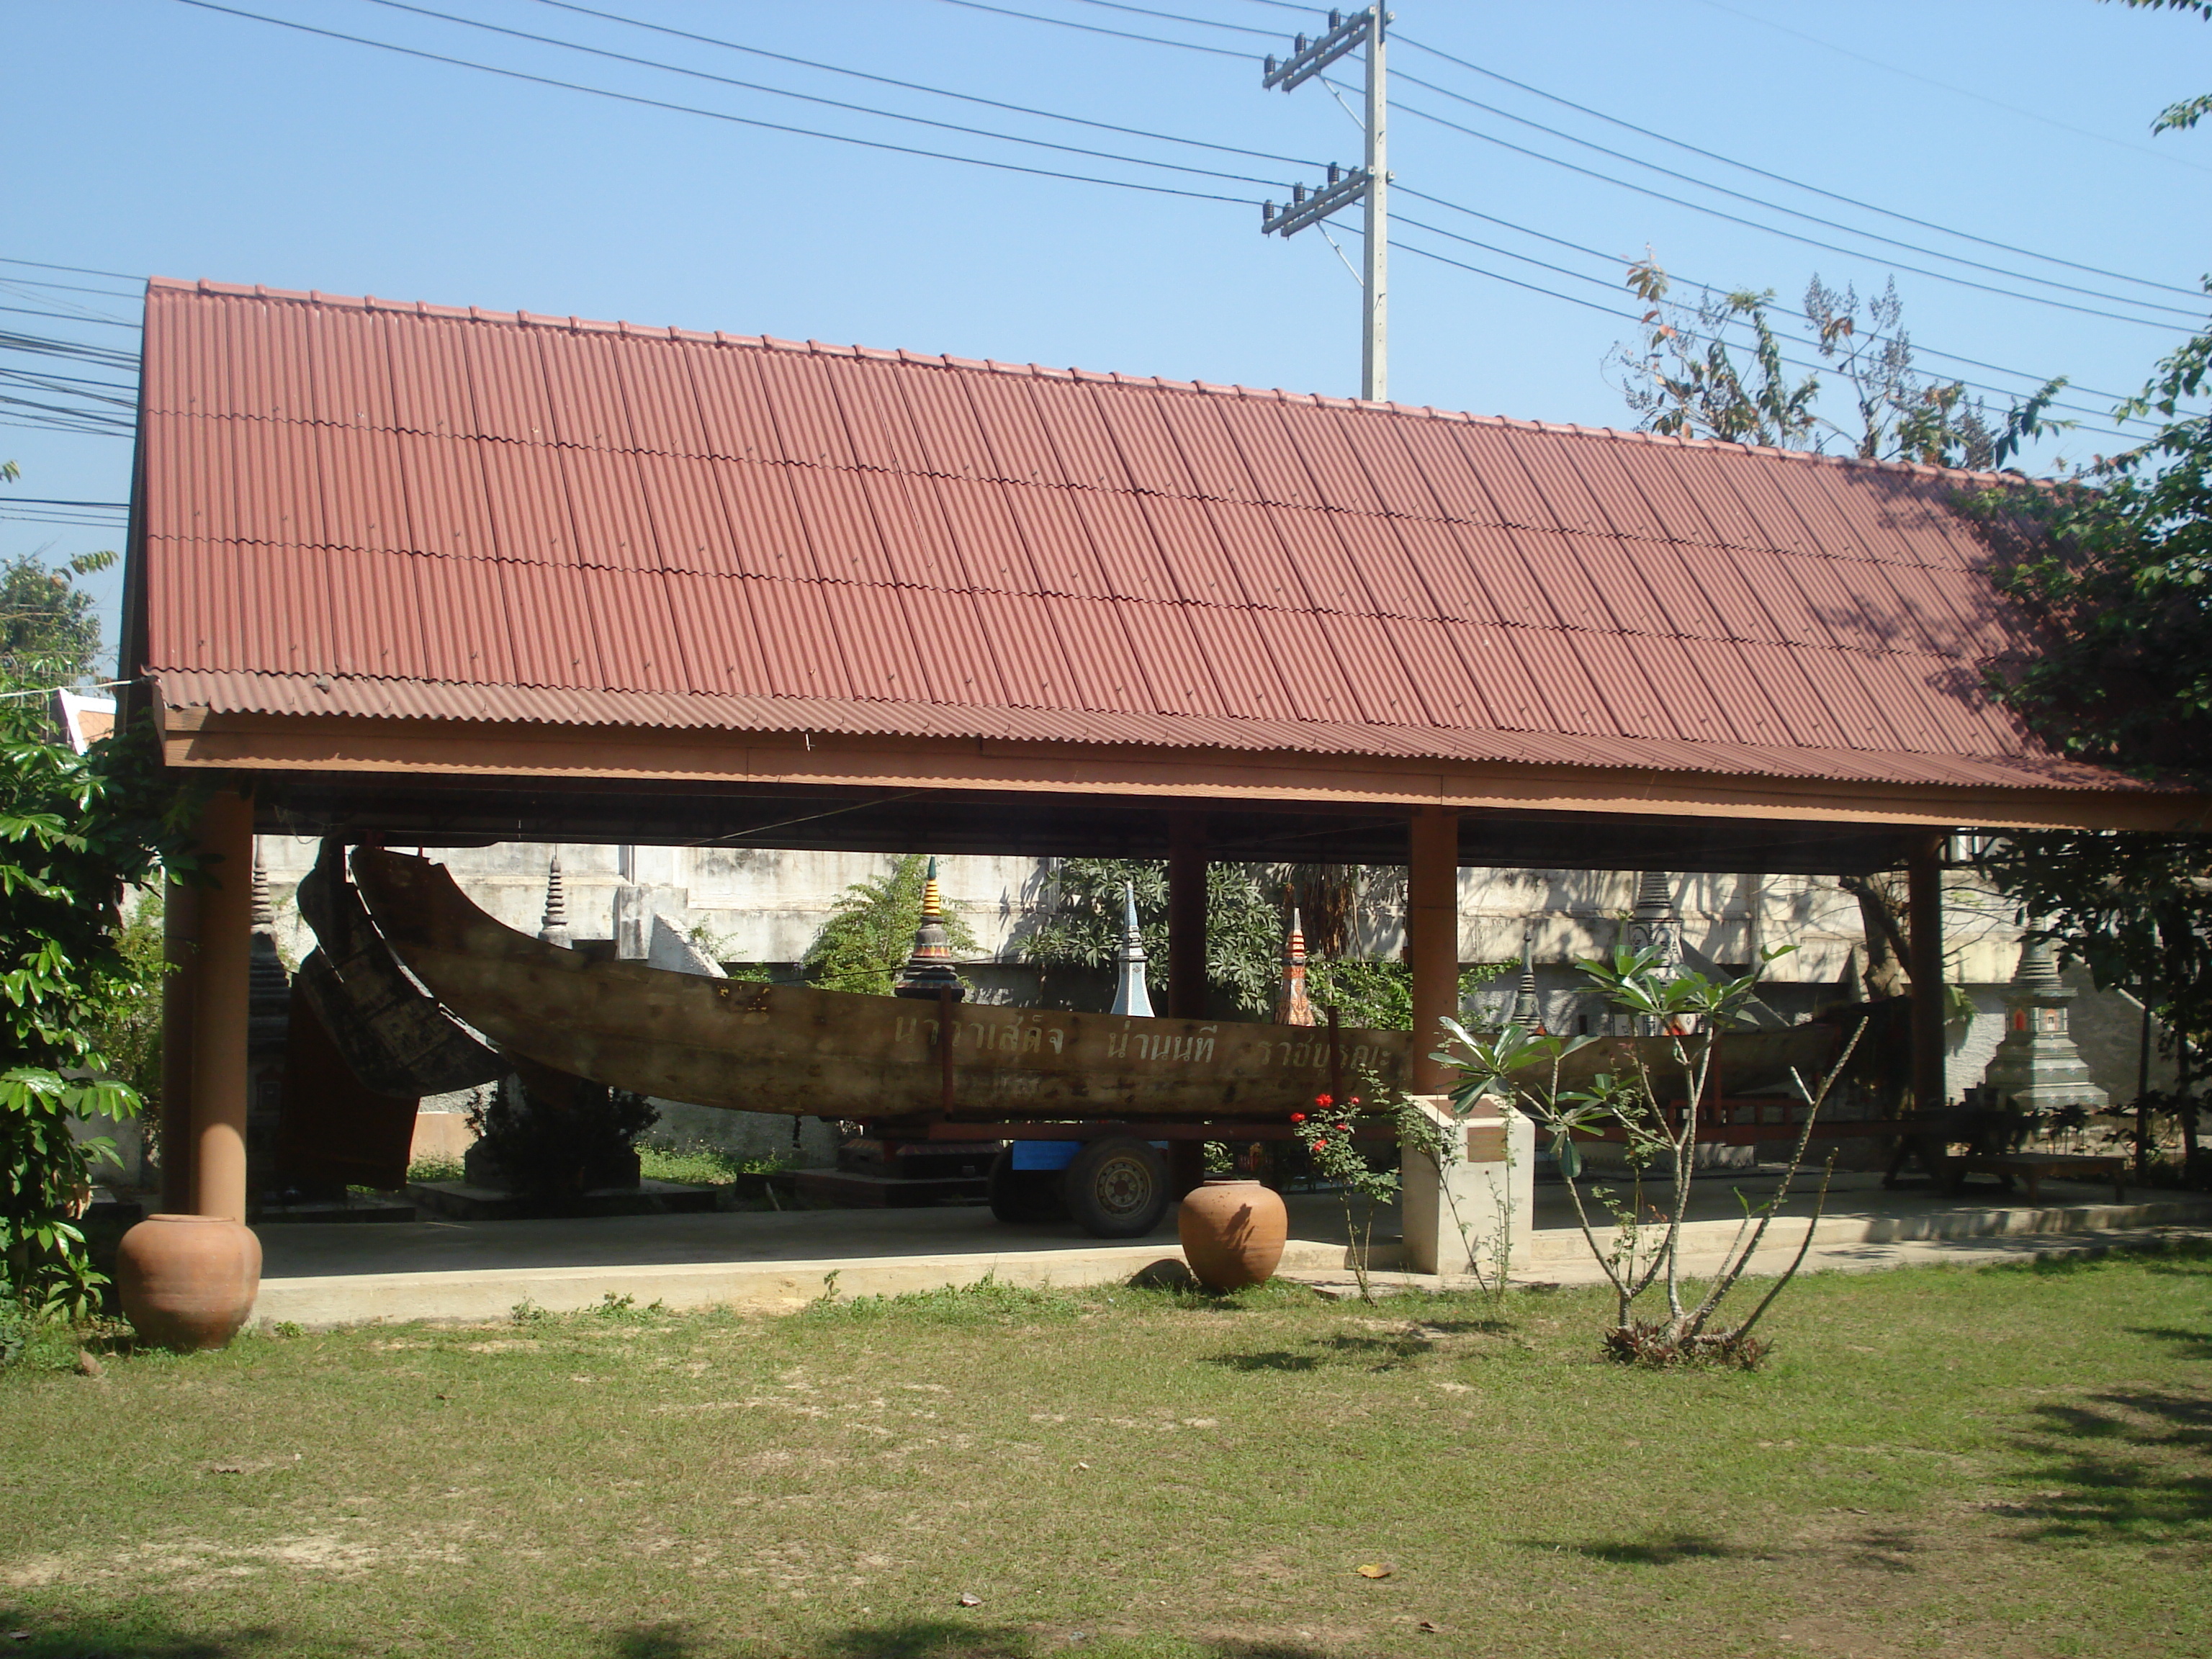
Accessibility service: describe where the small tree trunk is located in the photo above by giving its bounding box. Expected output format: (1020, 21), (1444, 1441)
(1840, 873), (1912, 1001)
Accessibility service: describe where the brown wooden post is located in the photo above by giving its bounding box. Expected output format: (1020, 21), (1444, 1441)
(1165, 811), (1209, 1197)
(1907, 833), (1948, 1114)
(189, 787), (255, 1221)
(1408, 806), (1460, 1096)
(1167, 812), (1207, 1020)
(158, 872), (200, 1213)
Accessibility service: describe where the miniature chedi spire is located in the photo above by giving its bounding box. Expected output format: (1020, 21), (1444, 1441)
(894, 858), (967, 1001)
(1627, 870), (1682, 973)
(1276, 906), (1316, 1027)
(1980, 931), (2109, 1112)
(1109, 881), (1154, 1018)
(539, 852), (572, 949)
(1511, 925), (1542, 1031)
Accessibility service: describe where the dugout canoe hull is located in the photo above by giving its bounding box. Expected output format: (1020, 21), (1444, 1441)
(350, 849), (1413, 1122)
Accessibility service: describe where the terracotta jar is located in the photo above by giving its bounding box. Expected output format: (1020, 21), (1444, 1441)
(1178, 1178), (1289, 1292)
(116, 1215), (263, 1351)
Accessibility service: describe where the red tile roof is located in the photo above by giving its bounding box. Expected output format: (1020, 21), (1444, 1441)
(134, 276), (2134, 793)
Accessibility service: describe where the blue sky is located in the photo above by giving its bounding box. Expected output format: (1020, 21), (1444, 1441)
(6, 0), (2208, 673)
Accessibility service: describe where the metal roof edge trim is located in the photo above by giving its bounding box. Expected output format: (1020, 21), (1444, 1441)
(140, 278), (2054, 497)
(150, 669), (2159, 794)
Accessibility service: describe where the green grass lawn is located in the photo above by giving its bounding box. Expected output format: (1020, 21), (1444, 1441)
(2, 1246), (2206, 1659)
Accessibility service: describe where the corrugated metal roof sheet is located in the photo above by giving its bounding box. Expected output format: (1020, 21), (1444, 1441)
(132, 276), (2154, 796)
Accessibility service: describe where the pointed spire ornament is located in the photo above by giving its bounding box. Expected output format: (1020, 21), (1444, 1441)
(1108, 881), (1154, 1018)
(251, 845), (274, 932)
(539, 852), (572, 949)
(894, 857), (967, 1001)
(1511, 926), (1542, 1031)
(1276, 906), (1316, 1026)
(1626, 869), (1682, 974)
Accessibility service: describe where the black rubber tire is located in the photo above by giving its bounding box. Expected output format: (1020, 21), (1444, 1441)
(988, 1146), (1069, 1225)
(1061, 1136), (1169, 1239)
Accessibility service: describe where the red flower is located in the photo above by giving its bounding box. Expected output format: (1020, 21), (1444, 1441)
(1290, 1112), (1306, 1123)
(1314, 1093), (1334, 1108)
(1311, 1138), (1328, 1150)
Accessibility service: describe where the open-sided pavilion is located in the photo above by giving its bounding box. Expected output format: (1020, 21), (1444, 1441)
(122, 276), (2203, 1226)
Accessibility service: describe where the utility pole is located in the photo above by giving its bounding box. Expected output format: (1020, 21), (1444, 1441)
(1261, 7), (1391, 402)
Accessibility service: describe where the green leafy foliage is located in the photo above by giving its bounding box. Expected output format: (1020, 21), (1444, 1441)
(801, 854), (981, 996)
(1, 698), (197, 1314)
(0, 549), (114, 683)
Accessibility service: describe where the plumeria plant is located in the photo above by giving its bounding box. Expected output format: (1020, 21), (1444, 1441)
(1292, 1092), (1400, 1304)
(1434, 944), (1863, 1366)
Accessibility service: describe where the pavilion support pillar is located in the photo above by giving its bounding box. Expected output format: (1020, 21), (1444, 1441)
(186, 788), (255, 1221)
(1907, 835), (1948, 1114)
(1166, 813), (1208, 1197)
(158, 873), (200, 1213)
(1408, 807), (1460, 1098)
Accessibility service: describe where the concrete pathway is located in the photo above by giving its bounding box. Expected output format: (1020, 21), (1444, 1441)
(246, 1171), (2211, 1326)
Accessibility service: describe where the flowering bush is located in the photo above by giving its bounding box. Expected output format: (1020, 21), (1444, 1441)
(1293, 1092), (1401, 1303)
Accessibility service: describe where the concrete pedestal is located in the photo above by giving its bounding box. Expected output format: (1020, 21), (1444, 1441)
(1400, 1094), (1534, 1277)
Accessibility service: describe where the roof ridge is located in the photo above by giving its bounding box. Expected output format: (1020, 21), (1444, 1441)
(142, 276), (2046, 491)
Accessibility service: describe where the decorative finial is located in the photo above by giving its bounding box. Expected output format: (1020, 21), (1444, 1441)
(894, 855), (966, 1000)
(1511, 925), (1542, 1031)
(1627, 870), (1682, 972)
(1109, 881), (1154, 1018)
(539, 851), (572, 949)
(2010, 932), (2064, 995)
(1276, 905), (1315, 1026)
(251, 845), (274, 932)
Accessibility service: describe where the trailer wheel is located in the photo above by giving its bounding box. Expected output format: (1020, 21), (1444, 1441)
(1061, 1136), (1169, 1238)
(987, 1146), (1069, 1225)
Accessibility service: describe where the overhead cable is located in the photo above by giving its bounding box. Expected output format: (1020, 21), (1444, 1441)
(526, 0), (1321, 168)
(1393, 186), (2135, 413)
(1380, 63), (2203, 317)
(1375, 86), (2195, 334)
(359, 0), (1292, 188)
(171, 1), (1259, 206)
(1395, 33), (2205, 300)
(0, 256), (144, 284)
(931, 0), (1248, 58)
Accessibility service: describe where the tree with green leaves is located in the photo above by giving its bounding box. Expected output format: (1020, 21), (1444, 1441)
(3, 708), (199, 1316)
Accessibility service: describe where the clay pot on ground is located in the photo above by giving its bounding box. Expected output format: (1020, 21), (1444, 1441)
(1178, 1177), (1289, 1291)
(115, 1214), (263, 1351)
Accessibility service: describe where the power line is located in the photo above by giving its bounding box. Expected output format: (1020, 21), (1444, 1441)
(0, 333), (141, 372)
(1392, 186), (2137, 414)
(932, 0), (1248, 58)
(0, 276), (143, 302)
(1390, 210), (2127, 428)
(0, 305), (140, 331)
(526, 0), (1320, 168)
(358, 0), (1292, 189)
(1395, 33), (2206, 300)
(1373, 84), (2197, 335)
(172, 0), (1261, 206)
(0, 256), (143, 284)
(1383, 60), (2210, 323)
(0, 498), (130, 510)
(1689, 0), (2212, 178)
(1064, 0), (1277, 35)
(1382, 231), (2141, 450)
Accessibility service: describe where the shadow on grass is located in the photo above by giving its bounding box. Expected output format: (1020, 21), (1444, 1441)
(603, 1622), (1329, 1659)
(1548, 1532), (1742, 1565)
(2005, 1387), (2212, 1540)
(2126, 1323), (2212, 1360)
(1202, 1349), (1321, 1372)
(0, 1611), (285, 1658)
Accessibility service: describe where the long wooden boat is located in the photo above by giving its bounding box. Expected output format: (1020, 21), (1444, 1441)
(347, 849), (1839, 1123)
(351, 849), (1415, 1121)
